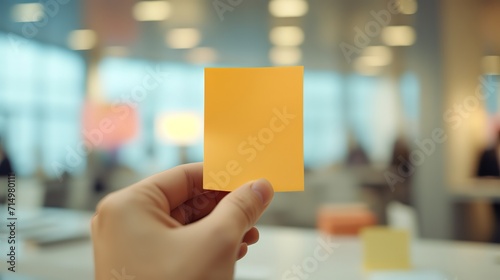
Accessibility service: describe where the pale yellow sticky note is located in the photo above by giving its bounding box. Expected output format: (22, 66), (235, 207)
(204, 66), (304, 192)
(361, 227), (412, 271)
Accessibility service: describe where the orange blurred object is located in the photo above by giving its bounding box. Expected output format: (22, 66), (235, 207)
(317, 203), (377, 236)
(82, 101), (139, 149)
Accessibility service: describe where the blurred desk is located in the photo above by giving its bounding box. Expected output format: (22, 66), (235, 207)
(238, 227), (500, 279)
(11, 216), (500, 280)
(3, 208), (94, 280)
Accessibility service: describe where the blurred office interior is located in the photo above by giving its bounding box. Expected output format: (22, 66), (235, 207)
(0, 0), (499, 278)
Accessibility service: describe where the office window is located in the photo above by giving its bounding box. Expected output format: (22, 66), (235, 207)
(99, 59), (205, 173)
(0, 32), (85, 177)
(401, 72), (420, 138)
(483, 74), (499, 115)
(304, 71), (346, 167)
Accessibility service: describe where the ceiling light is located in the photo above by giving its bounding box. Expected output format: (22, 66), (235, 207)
(155, 112), (203, 145)
(186, 47), (218, 64)
(67, 29), (97, 50)
(360, 46), (392, 66)
(104, 46), (130, 57)
(270, 26), (304, 47)
(481, 56), (500, 75)
(269, 0), (308, 18)
(354, 57), (382, 76)
(382, 26), (416, 46)
(397, 0), (418, 15)
(166, 28), (201, 49)
(133, 1), (171, 21)
(11, 3), (44, 22)
(269, 46), (302, 65)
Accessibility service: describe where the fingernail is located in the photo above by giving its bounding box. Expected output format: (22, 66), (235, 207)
(251, 178), (274, 205)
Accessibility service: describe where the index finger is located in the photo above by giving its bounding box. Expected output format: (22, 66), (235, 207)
(139, 162), (207, 211)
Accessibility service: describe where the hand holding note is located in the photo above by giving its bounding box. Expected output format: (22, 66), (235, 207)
(92, 163), (274, 280)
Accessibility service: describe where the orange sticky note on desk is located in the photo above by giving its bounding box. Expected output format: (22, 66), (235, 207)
(204, 66), (304, 192)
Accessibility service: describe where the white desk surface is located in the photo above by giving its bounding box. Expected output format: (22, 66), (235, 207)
(7, 224), (500, 280)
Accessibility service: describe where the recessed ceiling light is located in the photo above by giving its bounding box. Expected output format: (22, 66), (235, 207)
(270, 26), (304, 47)
(133, 1), (171, 21)
(269, 46), (302, 65)
(11, 3), (44, 22)
(397, 0), (418, 15)
(354, 57), (383, 76)
(67, 29), (97, 50)
(269, 0), (308, 18)
(382, 26), (416, 46)
(360, 46), (392, 66)
(481, 56), (500, 75)
(186, 47), (218, 64)
(104, 46), (130, 57)
(166, 28), (201, 49)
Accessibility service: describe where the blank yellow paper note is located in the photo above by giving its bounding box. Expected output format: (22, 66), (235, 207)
(361, 227), (412, 271)
(204, 66), (304, 192)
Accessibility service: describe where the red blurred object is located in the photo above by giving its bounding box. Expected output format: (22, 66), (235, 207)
(82, 101), (139, 149)
(317, 204), (377, 236)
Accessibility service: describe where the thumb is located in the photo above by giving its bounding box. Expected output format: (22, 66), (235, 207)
(206, 178), (274, 238)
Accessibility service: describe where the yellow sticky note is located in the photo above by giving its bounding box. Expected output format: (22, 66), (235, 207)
(361, 227), (412, 271)
(204, 66), (304, 192)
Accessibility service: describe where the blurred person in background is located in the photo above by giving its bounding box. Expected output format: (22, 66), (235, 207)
(0, 141), (13, 204)
(476, 130), (500, 178)
(0, 141), (13, 176)
(390, 137), (413, 206)
(476, 130), (500, 243)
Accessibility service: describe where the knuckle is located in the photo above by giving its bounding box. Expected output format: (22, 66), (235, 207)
(95, 191), (130, 218)
(92, 191), (135, 233)
(90, 213), (99, 233)
(209, 224), (239, 250)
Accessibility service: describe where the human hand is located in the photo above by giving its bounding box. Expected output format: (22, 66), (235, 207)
(91, 162), (274, 280)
